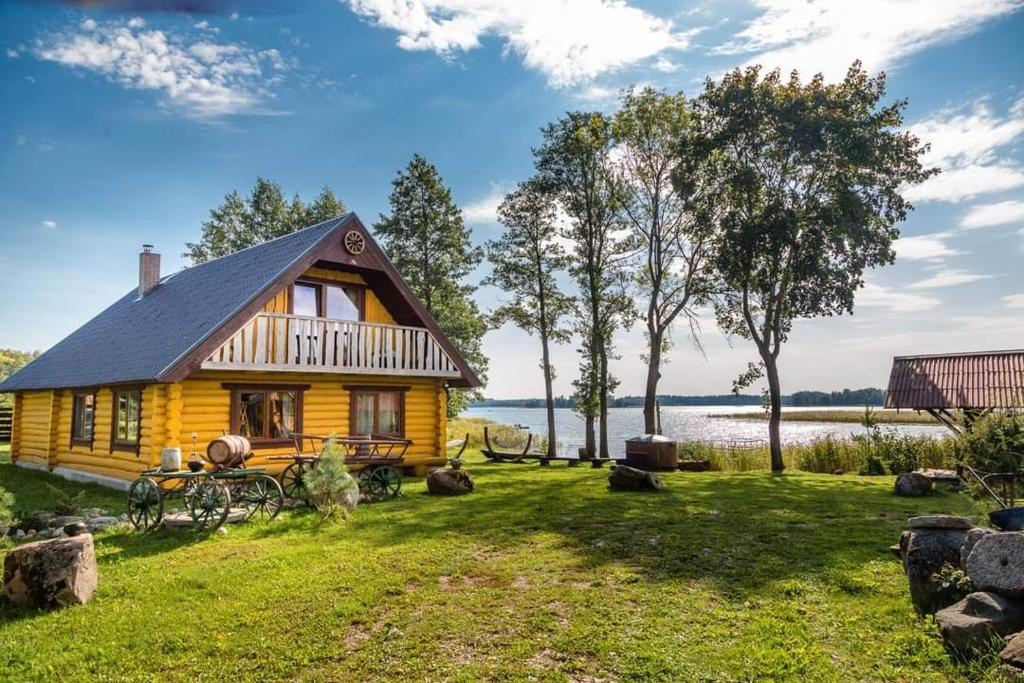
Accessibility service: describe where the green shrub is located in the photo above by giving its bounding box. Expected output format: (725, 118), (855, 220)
(0, 489), (15, 530)
(958, 413), (1024, 506)
(304, 439), (359, 519)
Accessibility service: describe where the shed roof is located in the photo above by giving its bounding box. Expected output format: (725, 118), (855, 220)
(0, 214), (481, 392)
(884, 349), (1024, 410)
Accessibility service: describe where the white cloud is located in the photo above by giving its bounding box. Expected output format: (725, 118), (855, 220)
(894, 231), (963, 262)
(1005, 293), (1024, 309)
(904, 100), (1024, 203)
(34, 17), (291, 119)
(127, 17), (145, 29)
(194, 20), (219, 33)
(908, 269), (992, 289)
(6, 48), (20, 59)
(41, 220), (56, 229)
(720, 0), (1022, 81)
(463, 183), (509, 224)
(653, 57), (678, 73)
(856, 282), (940, 312)
(345, 0), (695, 87)
(960, 200), (1024, 229)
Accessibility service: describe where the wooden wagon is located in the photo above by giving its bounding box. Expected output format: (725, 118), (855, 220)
(269, 433), (413, 502)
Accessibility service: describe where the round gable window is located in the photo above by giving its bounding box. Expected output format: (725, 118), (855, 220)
(344, 230), (366, 255)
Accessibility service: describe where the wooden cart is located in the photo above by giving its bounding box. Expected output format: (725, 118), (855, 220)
(270, 433), (412, 502)
(126, 466), (284, 532)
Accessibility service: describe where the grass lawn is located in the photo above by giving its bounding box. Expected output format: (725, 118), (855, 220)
(0, 441), (1005, 682)
(715, 409), (941, 425)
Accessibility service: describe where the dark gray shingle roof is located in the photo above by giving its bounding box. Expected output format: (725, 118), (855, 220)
(0, 215), (351, 392)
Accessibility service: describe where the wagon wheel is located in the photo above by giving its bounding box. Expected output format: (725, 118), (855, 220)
(240, 475), (285, 521)
(357, 468), (380, 497)
(127, 477), (163, 531)
(188, 480), (231, 531)
(280, 462), (309, 501)
(369, 465), (402, 499)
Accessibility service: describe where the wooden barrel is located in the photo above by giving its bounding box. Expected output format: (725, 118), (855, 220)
(206, 435), (251, 467)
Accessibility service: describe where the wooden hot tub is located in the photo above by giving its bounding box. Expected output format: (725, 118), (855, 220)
(624, 434), (678, 471)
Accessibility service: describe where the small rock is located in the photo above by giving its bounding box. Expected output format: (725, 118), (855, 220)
(895, 472), (932, 497)
(64, 522), (89, 537)
(832, 469), (844, 475)
(14, 529), (25, 539)
(86, 516), (122, 532)
(24, 530), (37, 538)
(962, 527), (997, 569)
(935, 592), (1024, 654)
(908, 515), (973, 530)
(48, 516), (86, 530)
(608, 465), (664, 492)
(19, 512), (55, 531)
(967, 532), (1024, 598)
(3, 534), (98, 609)
(215, 527), (228, 536)
(426, 468), (475, 495)
(1001, 632), (1024, 669)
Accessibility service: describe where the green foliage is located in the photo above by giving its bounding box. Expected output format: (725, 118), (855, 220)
(0, 489), (15, 530)
(303, 439), (359, 519)
(374, 155), (489, 416)
(958, 413), (1024, 507)
(930, 563), (974, 605)
(683, 62), (935, 470)
(0, 348), (40, 405)
(184, 178), (346, 264)
(45, 483), (85, 516)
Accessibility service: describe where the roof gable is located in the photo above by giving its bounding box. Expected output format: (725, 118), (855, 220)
(0, 214), (481, 392)
(885, 349), (1024, 410)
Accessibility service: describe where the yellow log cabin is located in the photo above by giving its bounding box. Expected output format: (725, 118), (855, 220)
(0, 214), (481, 489)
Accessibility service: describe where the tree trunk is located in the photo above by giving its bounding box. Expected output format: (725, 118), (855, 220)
(643, 328), (662, 434)
(540, 332), (557, 459)
(584, 416), (595, 459)
(764, 354), (784, 472)
(597, 333), (610, 460)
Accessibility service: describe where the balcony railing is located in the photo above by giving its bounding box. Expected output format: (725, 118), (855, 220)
(201, 312), (462, 378)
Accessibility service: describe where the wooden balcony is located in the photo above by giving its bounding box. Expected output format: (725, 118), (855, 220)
(201, 312), (462, 378)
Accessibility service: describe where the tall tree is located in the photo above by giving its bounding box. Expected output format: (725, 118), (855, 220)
(374, 154), (489, 416)
(484, 179), (574, 459)
(685, 63), (935, 471)
(0, 349), (40, 406)
(612, 87), (717, 434)
(185, 179), (346, 264)
(535, 112), (634, 459)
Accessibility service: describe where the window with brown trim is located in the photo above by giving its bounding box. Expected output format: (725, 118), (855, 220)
(291, 278), (365, 321)
(71, 392), (96, 448)
(111, 389), (142, 452)
(227, 384), (306, 447)
(347, 387), (406, 437)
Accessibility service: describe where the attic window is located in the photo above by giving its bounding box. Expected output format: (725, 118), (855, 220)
(292, 280), (364, 321)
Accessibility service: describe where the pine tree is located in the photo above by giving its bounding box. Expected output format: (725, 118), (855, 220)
(374, 155), (489, 415)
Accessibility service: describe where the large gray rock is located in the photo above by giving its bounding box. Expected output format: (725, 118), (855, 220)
(895, 472), (932, 497)
(905, 526), (970, 614)
(909, 515), (973, 530)
(962, 527), (997, 569)
(967, 532), (1024, 598)
(426, 468), (475, 495)
(608, 465), (664, 492)
(3, 534), (97, 609)
(935, 592), (1024, 654)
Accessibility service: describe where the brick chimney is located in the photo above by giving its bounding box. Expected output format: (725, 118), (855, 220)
(139, 244), (161, 296)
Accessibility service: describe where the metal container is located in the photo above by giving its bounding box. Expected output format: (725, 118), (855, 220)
(624, 434), (678, 471)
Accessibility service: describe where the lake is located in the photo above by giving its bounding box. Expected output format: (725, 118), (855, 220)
(461, 405), (949, 457)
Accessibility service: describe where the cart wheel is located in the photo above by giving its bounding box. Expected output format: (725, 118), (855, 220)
(188, 480), (231, 531)
(241, 475), (285, 521)
(280, 462), (308, 501)
(369, 465), (402, 499)
(127, 477), (163, 530)
(357, 467), (379, 497)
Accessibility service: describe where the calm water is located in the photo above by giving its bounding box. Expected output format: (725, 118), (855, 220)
(462, 405), (949, 457)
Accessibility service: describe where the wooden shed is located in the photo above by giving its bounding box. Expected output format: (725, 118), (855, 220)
(885, 349), (1024, 432)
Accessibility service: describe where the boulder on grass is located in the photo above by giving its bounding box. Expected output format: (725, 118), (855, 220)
(1001, 632), (1024, 670)
(904, 526), (970, 614)
(608, 465), (663, 492)
(967, 532), (1024, 598)
(895, 472), (932, 497)
(3, 534), (97, 609)
(935, 591), (1024, 655)
(426, 468), (475, 495)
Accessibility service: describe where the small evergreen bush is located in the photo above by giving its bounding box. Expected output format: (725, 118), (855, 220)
(304, 439), (359, 519)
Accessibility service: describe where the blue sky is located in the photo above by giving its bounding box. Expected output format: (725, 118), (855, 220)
(1, 0), (1023, 399)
